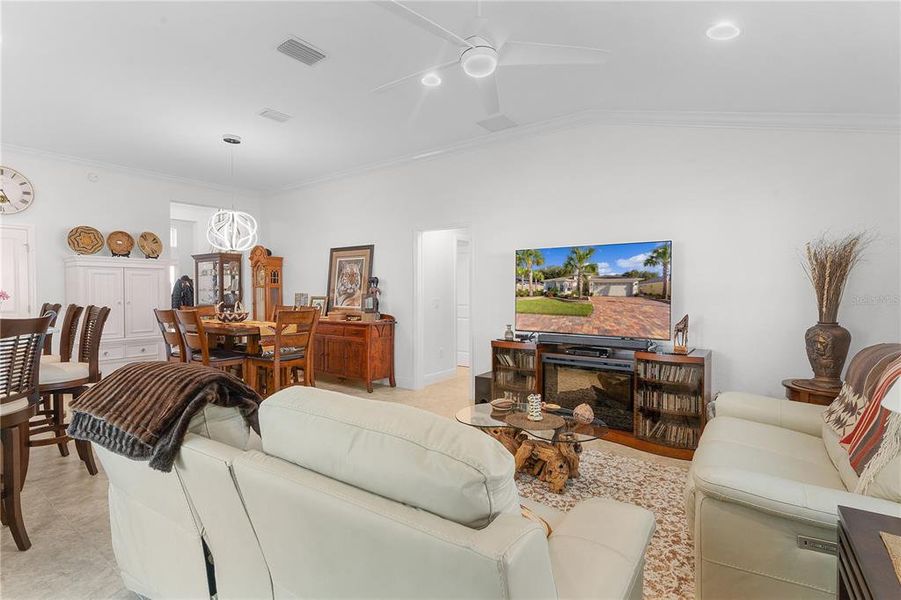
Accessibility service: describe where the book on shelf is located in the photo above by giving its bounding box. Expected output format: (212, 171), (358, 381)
(636, 388), (701, 414)
(495, 350), (535, 370)
(636, 361), (701, 385)
(493, 370), (535, 390)
(636, 414), (699, 448)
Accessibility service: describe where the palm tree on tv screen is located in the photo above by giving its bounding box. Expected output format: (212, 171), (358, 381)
(515, 249), (545, 296)
(564, 246), (597, 298)
(643, 243), (672, 299)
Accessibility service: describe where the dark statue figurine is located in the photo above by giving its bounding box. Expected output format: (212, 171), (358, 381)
(364, 276), (381, 314)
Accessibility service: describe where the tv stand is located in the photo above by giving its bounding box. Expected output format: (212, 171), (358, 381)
(488, 339), (712, 459)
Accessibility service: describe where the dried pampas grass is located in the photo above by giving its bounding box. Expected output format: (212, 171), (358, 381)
(802, 232), (869, 323)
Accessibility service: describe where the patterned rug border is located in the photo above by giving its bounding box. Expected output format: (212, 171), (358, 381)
(516, 448), (694, 600)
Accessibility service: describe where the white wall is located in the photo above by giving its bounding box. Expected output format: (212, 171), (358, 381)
(263, 122), (900, 396)
(0, 147), (261, 307)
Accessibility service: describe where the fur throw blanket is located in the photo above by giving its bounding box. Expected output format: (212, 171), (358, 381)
(68, 361), (262, 472)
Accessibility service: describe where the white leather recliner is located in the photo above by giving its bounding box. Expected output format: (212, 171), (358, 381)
(685, 392), (901, 600)
(100, 386), (656, 599)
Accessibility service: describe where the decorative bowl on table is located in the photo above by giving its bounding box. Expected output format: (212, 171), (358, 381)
(490, 398), (515, 413)
(215, 301), (249, 323)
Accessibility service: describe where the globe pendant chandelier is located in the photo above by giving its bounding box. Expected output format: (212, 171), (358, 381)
(207, 134), (258, 252)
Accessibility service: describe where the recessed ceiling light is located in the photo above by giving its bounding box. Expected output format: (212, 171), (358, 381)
(421, 72), (442, 87)
(706, 22), (741, 41)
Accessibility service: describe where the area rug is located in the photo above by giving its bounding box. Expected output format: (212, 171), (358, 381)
(516, 448), (693, 600)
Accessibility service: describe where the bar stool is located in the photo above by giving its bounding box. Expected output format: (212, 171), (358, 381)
(38, 303), (61, 356)
(30, 305), (109, 476)
(1, 314), (52, 551)
(39, 304), (83, 364)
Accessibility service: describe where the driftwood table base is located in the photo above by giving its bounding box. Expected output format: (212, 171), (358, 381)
(483, 427), (582, 494)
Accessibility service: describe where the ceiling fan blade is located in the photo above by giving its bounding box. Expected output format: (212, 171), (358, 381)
(371, 59), (459, 94)
(500, 41), (611, 67)
(476, 74), (500, 115)
(374, 1), (473, 49)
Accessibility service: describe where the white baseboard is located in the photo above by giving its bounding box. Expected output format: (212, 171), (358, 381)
(423, 367), (458, 387)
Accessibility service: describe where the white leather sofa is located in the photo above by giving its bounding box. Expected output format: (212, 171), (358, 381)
(685, 392), (901, 600)
(98, 386), (656, 599)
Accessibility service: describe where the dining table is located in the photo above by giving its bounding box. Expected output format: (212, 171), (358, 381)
(201, 319), (281, 355)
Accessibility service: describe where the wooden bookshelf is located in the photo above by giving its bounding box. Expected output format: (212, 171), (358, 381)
(490, 340), (540, 403)
(633, 349), (711, 457)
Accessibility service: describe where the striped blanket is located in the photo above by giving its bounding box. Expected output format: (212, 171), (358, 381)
(69, 361), (262, 471)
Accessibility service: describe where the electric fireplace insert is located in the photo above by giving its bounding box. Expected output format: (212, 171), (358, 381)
(542, 352), (634, 432)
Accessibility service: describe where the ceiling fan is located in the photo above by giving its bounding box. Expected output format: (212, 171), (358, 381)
(372, 0), (611, 117)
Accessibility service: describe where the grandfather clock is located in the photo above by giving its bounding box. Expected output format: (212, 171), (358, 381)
(249, 245), (283, 321)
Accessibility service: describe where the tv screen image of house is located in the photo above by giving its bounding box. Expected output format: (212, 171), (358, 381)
(515, 240), (672, 340)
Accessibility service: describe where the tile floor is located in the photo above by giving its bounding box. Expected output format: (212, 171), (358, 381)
(1, 368), (686, 599)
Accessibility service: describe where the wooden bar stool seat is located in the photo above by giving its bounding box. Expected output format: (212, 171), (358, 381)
(1, 314), (53, 551)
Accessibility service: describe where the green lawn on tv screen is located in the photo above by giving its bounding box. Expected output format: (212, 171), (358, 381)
(515, 297), (594, 317)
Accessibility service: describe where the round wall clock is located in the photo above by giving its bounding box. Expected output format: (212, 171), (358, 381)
(0, 166), (35, 215)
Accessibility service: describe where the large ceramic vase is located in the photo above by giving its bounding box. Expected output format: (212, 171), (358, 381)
(805, 322), (851, 389)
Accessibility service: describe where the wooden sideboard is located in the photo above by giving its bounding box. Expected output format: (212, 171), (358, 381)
(313, 315), (396, 392)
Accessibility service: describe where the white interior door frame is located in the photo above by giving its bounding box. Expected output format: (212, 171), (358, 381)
(412, 224), (473, 391)
(0, 222), (37, 316)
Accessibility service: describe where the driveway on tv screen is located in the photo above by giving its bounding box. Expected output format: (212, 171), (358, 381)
(516, 295), (671, 340)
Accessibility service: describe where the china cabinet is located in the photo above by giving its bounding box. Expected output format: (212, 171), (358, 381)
(64, 256), (169, 373)
(193, 252), (243, 308)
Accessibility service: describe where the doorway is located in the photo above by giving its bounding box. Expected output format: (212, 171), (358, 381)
(0, 224), (37, 317)
(414, 227), (472, 389)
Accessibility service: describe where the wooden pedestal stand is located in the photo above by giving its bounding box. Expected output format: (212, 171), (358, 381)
(482, 426), (582, 494)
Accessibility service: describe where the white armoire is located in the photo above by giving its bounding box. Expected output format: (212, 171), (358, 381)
(65, 256), (170, 373)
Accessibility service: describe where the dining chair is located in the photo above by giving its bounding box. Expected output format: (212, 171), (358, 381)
(38, 303), (62, 356)
(174, 309), (245, 375)
(273, 305), (296, 319)
(182, 304), (217, 319)
(29, 305), (108, 475)
(1, 314), (52, 551)
(245, 308), (320, 396)
(154, 309), (187, 362)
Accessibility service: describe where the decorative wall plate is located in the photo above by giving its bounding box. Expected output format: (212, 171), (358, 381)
(107, 231), (135, 257)
(138, 231), (163, 259)
(67, 226), (104, 255)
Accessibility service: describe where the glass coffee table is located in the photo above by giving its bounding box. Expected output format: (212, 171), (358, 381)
(456, 404), (608, 493)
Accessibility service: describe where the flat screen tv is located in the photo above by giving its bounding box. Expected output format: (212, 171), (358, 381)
(515, 240), (672, 340)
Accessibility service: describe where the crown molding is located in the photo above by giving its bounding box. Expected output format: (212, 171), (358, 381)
(0, 143), (261, 197)
(272, 109), (900, 193)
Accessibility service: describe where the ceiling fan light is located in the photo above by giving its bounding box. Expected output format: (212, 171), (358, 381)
(706, 22), (741, 41)
(421, 72), (442, 87)
(461, 46), (498, 78)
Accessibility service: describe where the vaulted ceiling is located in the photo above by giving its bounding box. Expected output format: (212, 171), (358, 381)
(2, 1), (898, 190)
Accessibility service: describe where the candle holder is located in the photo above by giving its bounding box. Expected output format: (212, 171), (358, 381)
(527, 394), (543, 421)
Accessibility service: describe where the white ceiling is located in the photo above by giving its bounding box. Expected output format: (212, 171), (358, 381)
(2, 1), (898, 190)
